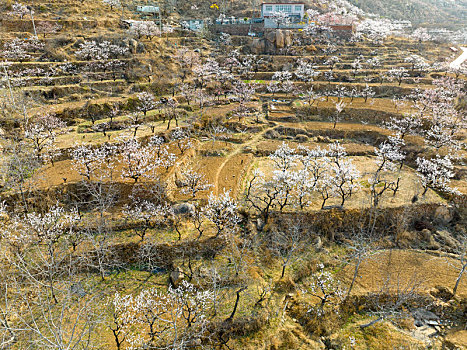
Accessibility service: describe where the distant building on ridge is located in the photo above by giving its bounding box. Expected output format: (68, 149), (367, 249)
(261, 2), (305, 28)
(261, 3), (305, 20)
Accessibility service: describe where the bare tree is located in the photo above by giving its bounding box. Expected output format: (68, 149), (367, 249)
(447, 234), (467, 296)
(0, 205), (102, 349)
(269, 219), (309, 278)
(344, 229), (379, 298)
(359, 275), (422, 329)
(1, 145), (41, 211)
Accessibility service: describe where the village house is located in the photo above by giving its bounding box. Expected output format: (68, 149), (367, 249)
(329, 24), (356, 38)
(261, 2), (305, 20)
(181, 19), (206, 31)
(136, 5), (160, 15)
(261, 2), (306, 28)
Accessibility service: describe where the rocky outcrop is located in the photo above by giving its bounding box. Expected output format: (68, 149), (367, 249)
(275, 29), (292, 48)
(248, 29), (293, 54)
(250, 38), (265, 54)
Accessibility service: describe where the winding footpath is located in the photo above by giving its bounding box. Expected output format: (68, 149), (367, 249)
(214, 125), (274, 196)
(450, 47), (467, 69)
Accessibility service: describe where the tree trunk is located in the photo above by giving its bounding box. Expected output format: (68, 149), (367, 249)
(347, 260), (361, 298)
(360, 316), (383, 329)
(453, 264), (466, 296)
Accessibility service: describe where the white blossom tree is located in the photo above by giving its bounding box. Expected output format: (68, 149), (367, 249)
(384, 114), (422, 139)
(295, 59), (319, 83)
(123, 200), (168, 241)
(416, 156), (457, 196)
(136, 92), (156, 117)
(71, 143), (116, 180)
(171, 128), (193, 154)
(204, 190), (240, 237)
(119, 137), (157, 182)
(370, 134), (406, 207)
(385, 67), (409, 86)
(306, 264), (346, 317)
(269, 11), (291, 29)
(113, 281), (215, 349)
(75, 40), (128, 61)
(102, 0), (121, 10)
(330, 100), (346, 129)
(23, 113), (66, 162)
(178, 167), (212, 199)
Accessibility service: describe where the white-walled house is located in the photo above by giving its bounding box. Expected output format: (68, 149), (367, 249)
(261, 3), (305, 28)
(136, 5), (160, 14)
(261, 3), (305, 20)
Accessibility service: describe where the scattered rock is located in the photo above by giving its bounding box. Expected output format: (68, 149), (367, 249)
(434, 230), (459, 249)
(243, 146), (253, 153)
(420, 229), (432, 241)
(427, 236), (441, 250)
(264, 130), (280, 139)
(256, 217), (265, 231)
(396, 230), (417, 248)
(172, 203), (195, 216)
(412, 308), (439, 322)
(128, 39), (138, 53)
(284, 30), (293, 47)
(314, 236), (323, 251)
(275, 30), (286, 48)
(136, 42), (145, 54)
(282, 63), (293, 72)
(170, 267), (183, 287)
(175, 178), (185, 188)
(433, 205), (453, 224)
(73, 38), (84, 48)
(412, 325), (438, 340)
(265, 31), (276, 44)
(414, 319), (424, 327)
(265, 129), (280, 139)
(70, 282), (87, 297)
(295, 134), (309, 142)
(263, 30), (293, 50)
(151, 267), (167, 275)
(429, 285), (455, 301)
(316, 135), (332, 143)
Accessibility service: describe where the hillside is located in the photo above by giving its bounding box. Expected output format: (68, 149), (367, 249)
(0, 0), (466, 349)
(349, 0), (467, 29)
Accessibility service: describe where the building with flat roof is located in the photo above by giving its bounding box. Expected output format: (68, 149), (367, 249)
(261, 3), (305, 20)
(136, 5), (159, 14)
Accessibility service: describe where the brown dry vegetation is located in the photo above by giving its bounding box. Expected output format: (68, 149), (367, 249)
(0, 0), (466, 349)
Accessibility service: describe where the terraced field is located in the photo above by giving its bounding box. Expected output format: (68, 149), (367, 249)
(0, 1), (466, 349)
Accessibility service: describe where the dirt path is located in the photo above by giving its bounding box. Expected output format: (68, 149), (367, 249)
(214, 124), (274, 196)
(450, 47), (467, 69)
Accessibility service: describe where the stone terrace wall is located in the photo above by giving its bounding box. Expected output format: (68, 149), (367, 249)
(212, 23), (265, 36)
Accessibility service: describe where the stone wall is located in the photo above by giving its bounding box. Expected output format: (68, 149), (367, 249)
(211, 23), (265, 36)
